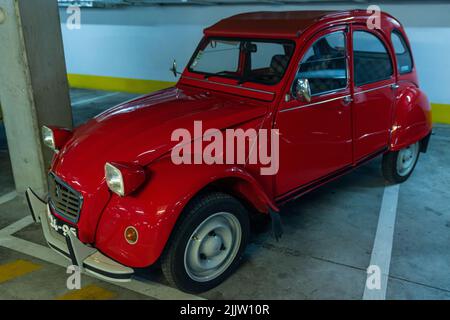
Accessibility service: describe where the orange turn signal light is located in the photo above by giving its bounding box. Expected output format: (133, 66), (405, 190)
(124, 226), (138, 245)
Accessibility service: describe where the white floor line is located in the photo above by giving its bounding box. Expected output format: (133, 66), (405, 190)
(0, 236), (69, 266)
(0, 216), (33, 238)
(0, 234), (204, 300)
(0, 191), (17, 205)
(71, 92), (120, 107)
(363, 184), (400, 300)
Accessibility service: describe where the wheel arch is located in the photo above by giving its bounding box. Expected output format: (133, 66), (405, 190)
(192, 176), (277, 216)
(390, 86), (432, 151)
(155, 161), (279, 261)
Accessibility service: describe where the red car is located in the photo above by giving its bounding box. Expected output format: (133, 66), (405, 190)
(27, 10), (432, 293)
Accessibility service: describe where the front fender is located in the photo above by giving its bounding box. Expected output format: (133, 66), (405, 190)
(94, 155), (275, 268)
(390, 86), (432, 151)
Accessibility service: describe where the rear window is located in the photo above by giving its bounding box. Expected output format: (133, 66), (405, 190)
(391, 31), (413, 74)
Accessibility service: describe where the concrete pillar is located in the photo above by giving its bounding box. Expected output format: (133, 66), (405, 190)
(0, 0), (72, 195)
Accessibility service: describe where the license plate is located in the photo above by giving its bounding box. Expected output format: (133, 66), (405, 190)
(47, 210), (77, 237)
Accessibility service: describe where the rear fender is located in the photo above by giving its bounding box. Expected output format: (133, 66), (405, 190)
(390, 87), (432, 151)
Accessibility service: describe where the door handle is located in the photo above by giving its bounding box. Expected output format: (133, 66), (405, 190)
(342, 96), (353, 105)
(391, 83), (400, 90)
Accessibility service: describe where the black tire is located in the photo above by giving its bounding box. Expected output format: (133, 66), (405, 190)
(161, 192), (250, 293)
(382, 142), (420, 183)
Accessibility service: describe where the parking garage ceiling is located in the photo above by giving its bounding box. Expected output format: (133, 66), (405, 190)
(57, 0), (450, 8)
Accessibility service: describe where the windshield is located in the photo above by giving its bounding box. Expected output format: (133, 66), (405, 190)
(188, 38), (295, 85)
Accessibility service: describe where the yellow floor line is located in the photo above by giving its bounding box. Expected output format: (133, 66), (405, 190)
(56, 284), (116, 300)
(68, 74), (175, 94)
(0, 259), (42, 284)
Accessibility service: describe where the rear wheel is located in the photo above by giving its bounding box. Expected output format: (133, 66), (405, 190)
(382, 141), (420, 183)
(161, 192), (250, 293)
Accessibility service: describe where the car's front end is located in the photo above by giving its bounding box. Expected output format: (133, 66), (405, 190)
(27, 123), (147, 281)
(26, 186), (135, 281)
(26, 79), (273, 284)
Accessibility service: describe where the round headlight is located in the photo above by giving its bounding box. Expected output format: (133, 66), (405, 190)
(105, 163), (125, 196)
(105, 162), (146, 197)
(42, 126), (56, 151)
(41, 125), (72, 152)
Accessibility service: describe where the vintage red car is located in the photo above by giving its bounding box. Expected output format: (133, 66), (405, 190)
(27, 10), (432, 293)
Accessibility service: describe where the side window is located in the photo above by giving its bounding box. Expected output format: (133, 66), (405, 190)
(353, 31), (393, 86)
(391, 31), (413, 74)
(294, 31), (347, 96)
(251, 43), (285, 70)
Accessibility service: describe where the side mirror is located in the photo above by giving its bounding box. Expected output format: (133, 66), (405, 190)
(294, 78), (312, 103)
(170, 59), (179, 78)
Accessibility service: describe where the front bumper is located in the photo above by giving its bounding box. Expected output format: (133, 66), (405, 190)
(25, 188), (134, 282)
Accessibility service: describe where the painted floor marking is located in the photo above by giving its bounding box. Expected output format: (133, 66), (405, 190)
(0, 191), (17, 205)
(0, 236), (69, 266)
(0, 235), (204, 300)
(71, 92), (120, 107)
(56, 284), (116, 300)
(363, 184), (400, 300)
(117, 275), (205, 301)
(0, 206), (204, 300)
(0, 216), (33, 238)
(0, 259), (42, 284)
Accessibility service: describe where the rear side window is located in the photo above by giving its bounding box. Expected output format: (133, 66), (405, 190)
(353, 31), (393, 86)
(391, 31), (413, 74)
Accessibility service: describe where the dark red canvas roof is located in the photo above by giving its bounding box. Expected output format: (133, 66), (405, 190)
(204, 10), (395, 38)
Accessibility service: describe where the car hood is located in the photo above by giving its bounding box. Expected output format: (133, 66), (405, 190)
(52, 86), (268, 194)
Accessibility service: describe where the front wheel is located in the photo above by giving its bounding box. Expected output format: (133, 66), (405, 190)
(161, 192), (250, 293)
(382, 141), (420, 183)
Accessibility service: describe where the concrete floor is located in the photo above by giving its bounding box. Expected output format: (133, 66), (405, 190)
(0, 88), (449, 300)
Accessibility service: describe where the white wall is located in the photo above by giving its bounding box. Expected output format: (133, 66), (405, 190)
(60, 3), (450, 104)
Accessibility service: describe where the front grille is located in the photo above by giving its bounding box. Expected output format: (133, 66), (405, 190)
(48, 173), (83, 223)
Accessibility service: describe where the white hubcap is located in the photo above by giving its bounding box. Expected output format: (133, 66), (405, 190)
(396, 142), (419, 177)
(184, 212), (242, 282)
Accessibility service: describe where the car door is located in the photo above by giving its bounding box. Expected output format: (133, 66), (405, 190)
(275, 27), (353, 196)
(351, 26), (396, 161)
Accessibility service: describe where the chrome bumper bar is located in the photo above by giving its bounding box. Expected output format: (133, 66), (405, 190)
(25, 188), (134, 282)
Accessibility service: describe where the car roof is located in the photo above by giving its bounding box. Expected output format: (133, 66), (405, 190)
(204, 10), (400, 39)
